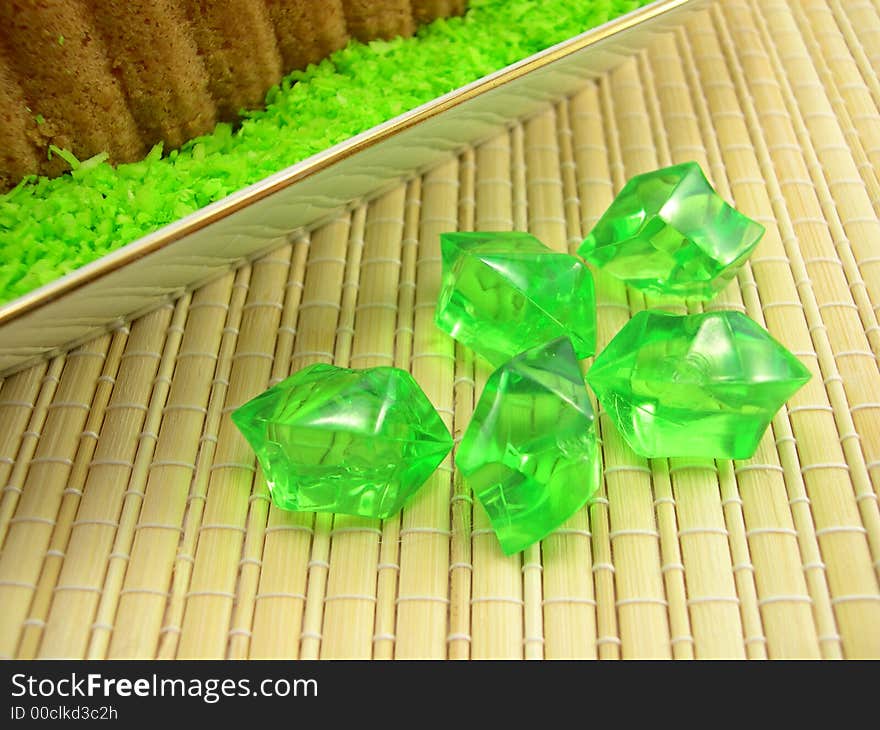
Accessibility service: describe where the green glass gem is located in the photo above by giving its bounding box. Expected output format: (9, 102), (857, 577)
(435, 231), (597, 365)
(578, 161), (764, 299)
(586, 310), (811, 459)
(456, 337), (601, 555)
(231, 363), (453, 519)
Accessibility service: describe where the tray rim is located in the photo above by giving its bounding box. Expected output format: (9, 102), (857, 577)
(0, 0), (709, 377)
(0, 0), (699, 329)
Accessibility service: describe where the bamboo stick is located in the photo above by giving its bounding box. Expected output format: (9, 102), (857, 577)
(226, 240), (309, 659)
(598, 61), (672, 659)
(736, 0), (880, 487)
(689, 12), (839, 660)
(1, 357), (84, 659)
(802, 2), (880, 221)
(0, 363), (48, 537)
(675, 20), (773, 660)
(768, 0), (880, 563)
(837, 0), (880, 116)
(780, 1), (880, 365)
(469, 129), (524, 659)
(394, 166), (457, 659)
(569, 82), (622, 660)
(174, 249), (292, 658)
(448, 147), (478, 660)
(372, 179), (419, 660)
(103, 274), (235, 657)
(87, 301), (187, 659)
(298, 206), (367, 660)
(642, 36), (749, 658)
(0, 335), (110, 659)
(714, 0), (880, 658)
(0, 359), (63, 554)
(623, 49), (706, 660)
(510, 120), (548, 660)
(531, 96), (600, 660)
(319, 191), (402, 659)
(525, 105), (598, 658)
(244, 232), (323, 659)
(35, 307), (174, 658)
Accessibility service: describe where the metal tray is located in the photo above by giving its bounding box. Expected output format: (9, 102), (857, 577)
(0, 0), (706, 375)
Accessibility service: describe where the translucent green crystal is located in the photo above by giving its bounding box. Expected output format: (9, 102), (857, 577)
(456, 337), (601, 555)
(435, 231), (597, 365)
(587, 310), (811, 459)
(578, 162), (764, 299)
(231, 363), (453, 519)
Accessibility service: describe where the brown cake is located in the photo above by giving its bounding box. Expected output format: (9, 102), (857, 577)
(0, 0), (466, 191)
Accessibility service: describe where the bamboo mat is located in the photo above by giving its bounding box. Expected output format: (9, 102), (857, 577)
(1, 0), (879, 660)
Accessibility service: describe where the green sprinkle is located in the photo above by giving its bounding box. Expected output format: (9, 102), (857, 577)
(35, 114), (45, 125)
(47, 145), (80, 169)
(0, 0), (649, 305)
(72, 152), (110, 179)
(58, 35), (65, 46)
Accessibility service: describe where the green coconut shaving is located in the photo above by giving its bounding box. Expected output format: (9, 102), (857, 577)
(0, 0), (649, 305)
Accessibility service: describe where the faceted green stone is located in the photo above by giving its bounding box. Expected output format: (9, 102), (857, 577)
(231, 363), (453, 519)
(456, 337), (601, 555)
(587, 310), (811, 459)
(435, 231), (596, 365)
(578, 162), (764, 300)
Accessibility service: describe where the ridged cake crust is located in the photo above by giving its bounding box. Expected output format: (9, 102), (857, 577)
(0, 0), (464, 190)
(178, 1), (284, 122)
(411, 0), (466, 25)
(263, 0), (348, 76)
(0, 50), (42, 189)
(342, 0), (415, 42)
(0, 1), (147, 182)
